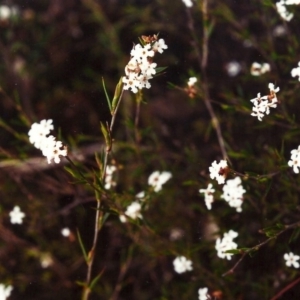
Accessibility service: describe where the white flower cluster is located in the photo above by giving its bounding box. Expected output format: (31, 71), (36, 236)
(173, 256), (193, 274)
(120, 200), (143, 223)
(28, 119), (67, 164)
(104, 165), (117, 189)
(250, 83), (280, 121)
(221, 177), (246, 212)
(123, 37), (167, 93)
(119, 171), (171, 223)
(288, 145), (300, 173)
(209, 160), (228, 184)
(181, 0), (193, 7)
(215, 230), (238, 260)
(250, 62), (270, 76)
(199, 183), (215, 210)
(284, 252), (300, 268)
(0, 284), (13, 300)
(198, 287), (210, 300)
(291, 61), (300, 81)
(119, 192), (146, 223)
(276, 0), (300, 21)
(9, 206), (25, 224)
(148, 171), (172, 192)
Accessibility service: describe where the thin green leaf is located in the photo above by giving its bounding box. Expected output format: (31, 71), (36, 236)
(76, 229), (88, 263)
(111, 77), (123, 114)
(102, 77), (112, 112)
(90, 269), (105, 290)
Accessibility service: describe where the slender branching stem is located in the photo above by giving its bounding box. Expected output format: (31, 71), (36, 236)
(186, 1), (228, 161)
(82, 87), (125, 300)
(222, 220), (300, 277)
(270, 275), (300, 300)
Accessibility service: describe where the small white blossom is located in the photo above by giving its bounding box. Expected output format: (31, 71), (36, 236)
(43, 139), (67, 164)
(40, 253), (53, 268)
(198, 287), (210, 300)
(284, 252), (300, 268)
(291, 61), (300, 81)
(276, 1), (294, 21)
(215, 230), (238, 260)
(181, 0), (193, 7)
(148, 171), (172, 192)
(288, 145), (300, 173)
(9, 206), (25, 224)
(268, 83), (280, 94)
(61, 227), (71, 237)
(221, 177), (246, 212)
(120, 201), (143, 223)
(250, 62), (271, 76)
(152, 39), (168, 54)
(0, 5), (19, 20)
(199, 183), (215, 210)
(136, 191), (146, 202)
(209, 160), (228, 185)
(28, 119), (54, 150)
(225, 61), (241, 77)
(0, 283), (13, 300)
(169, 228), (184, 241)
(188, 77), (197, 87)
(173, 256), (193, 274)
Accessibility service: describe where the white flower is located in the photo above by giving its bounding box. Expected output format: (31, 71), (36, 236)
(120, 201), (143, 223)
(198, 287), (209, 300)
(291, 62), (300, 81)
(61, 227), (71, 237)
(284, 252), (300, 268)
(43, 139), (67, 164)
(187, 77), (197, 87)
(268, 83), (280, 94)
(250, 62), (270, 76)
(28, 119), (54, 150)
(148, 171), (172, 192)
(273, 25), (287, 37)
(169, 228), (184, 241)
(136, 191), (146, 202)
(40, 253), (53, 268)
(9, 206), (25, 224)
(173, 256), (193, 274)
(209, 160), (228, 184)
(225, 61), (241, 77)
(288, 146), (300, 173)
(181, 0), (193, 7)
(152, 39), (168, 54)
(215, 230), (238, 260)
(276, 1), (294, 21)
(221, 177), (245, 212)
(199, 183), (215, 210)
(0, 283), (13, 300)
(106, 165), (117, 175)
(0, 5), (18, 20)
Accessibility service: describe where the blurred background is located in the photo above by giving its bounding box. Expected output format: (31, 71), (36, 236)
(1, 0), (300, 299)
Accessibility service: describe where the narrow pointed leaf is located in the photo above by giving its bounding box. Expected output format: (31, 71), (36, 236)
(102, 77), (112, 112)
